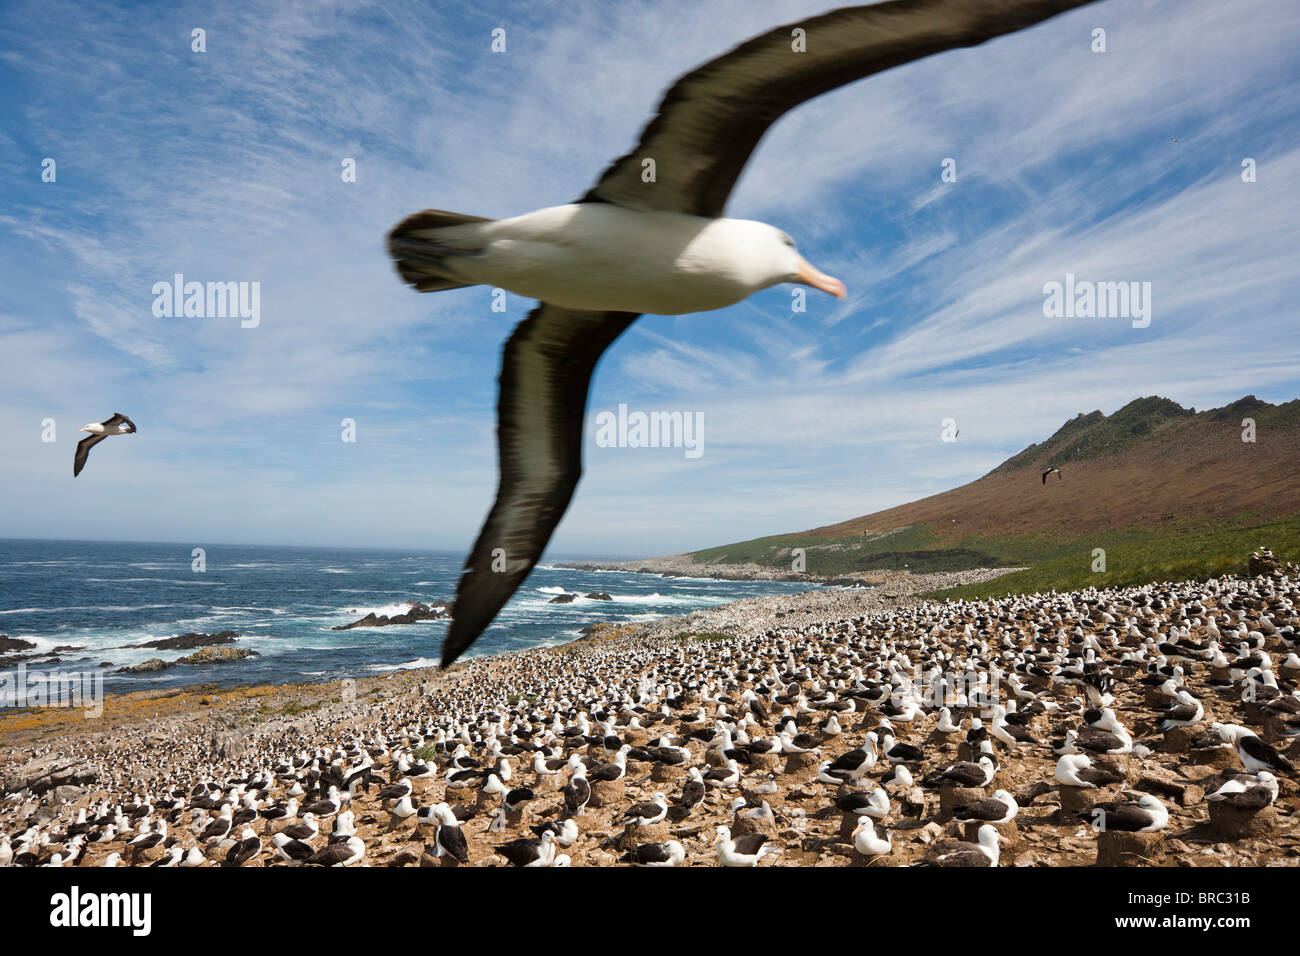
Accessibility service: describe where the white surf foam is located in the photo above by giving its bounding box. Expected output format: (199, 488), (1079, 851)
(372, 657), (439, 672)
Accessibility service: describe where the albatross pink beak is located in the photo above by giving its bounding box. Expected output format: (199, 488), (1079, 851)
(795, 259), (846, 299)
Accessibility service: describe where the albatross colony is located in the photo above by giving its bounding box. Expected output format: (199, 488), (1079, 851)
(386, 0), (1104, 666)
(3, 567), (1299, 867)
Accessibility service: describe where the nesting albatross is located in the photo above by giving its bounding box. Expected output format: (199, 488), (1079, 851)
(388, 0), (1100, 665)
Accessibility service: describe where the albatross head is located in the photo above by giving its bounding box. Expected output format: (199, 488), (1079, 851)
(738, 221), (846, 299)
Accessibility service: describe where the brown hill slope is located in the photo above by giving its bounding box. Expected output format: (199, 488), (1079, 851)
(806, 395), (1300, 542)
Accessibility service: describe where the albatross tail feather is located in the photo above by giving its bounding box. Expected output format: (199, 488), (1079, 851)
(387, 209), (495, 293)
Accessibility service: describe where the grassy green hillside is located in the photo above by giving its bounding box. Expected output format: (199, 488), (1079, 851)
(924, 512), (1300, 601)
(689, 513), (1300, 588)
(687, 523), (1007, 575)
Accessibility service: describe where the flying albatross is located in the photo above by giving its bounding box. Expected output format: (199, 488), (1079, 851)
(74, 412), (137, 477)
(388, 0), (1100, 665)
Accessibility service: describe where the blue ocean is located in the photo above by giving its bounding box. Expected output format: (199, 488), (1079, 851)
(0, 538), (816, 696)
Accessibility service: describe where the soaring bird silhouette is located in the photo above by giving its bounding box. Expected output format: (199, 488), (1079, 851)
(388, 0), (1101, 665)
(74, 413), (137, 477)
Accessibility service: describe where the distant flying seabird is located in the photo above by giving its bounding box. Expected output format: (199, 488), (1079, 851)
(388, 0), (1100, 665)
(1042, 466), (1061, 484)
(74, 412), (136, 477)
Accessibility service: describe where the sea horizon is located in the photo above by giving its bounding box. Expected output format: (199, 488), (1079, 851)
(0, 536), (646, 563)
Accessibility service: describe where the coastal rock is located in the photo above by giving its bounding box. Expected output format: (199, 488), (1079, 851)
(584, 593), (613, 601)
(117, 657), (171, 674)
(122, 630), (239, 651)
(331, 601), (452, 630)
(48, 785), (88, 806)
(115, 646), (258, 674)
(0, 635), (37, 653)
(548, 594), (579, 604)
(210, 733), (246, 760)
(5, 755), (97, 795)
(179, 646), (258, 665)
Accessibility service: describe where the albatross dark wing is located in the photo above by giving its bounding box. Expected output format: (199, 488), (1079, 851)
(580, 0), (1098, 217)
(438, 824), (469, 864)
(442, 304), (640, 666)
(1086, 801), (1152, 832)
(626, 842), (673, 864)
(73, 433), (106, 477)
(1240, 735), (1294, 774)
(106, 412), (137, 433)
(74, 412), (137, 477)
(731, 832), (769, 857)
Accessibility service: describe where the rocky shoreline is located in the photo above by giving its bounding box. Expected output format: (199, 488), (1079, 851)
(0, 629), (264, 674)
(556, 553), (1012, 589)
(331, 600), (453, 630)
(119, 631), (240, 651)
(115, 645), (260, 674)
(0, 636), (88, 670)
(558, 553), (873, 584)
(0, 567), (1010, 750)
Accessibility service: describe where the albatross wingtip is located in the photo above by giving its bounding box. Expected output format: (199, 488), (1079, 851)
(440, 617), (477, 669)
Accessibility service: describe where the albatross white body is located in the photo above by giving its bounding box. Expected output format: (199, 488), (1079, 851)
(400, 203), (841, 315)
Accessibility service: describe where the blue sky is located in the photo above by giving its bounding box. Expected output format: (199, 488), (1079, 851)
(1, 0), (1297, 555)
